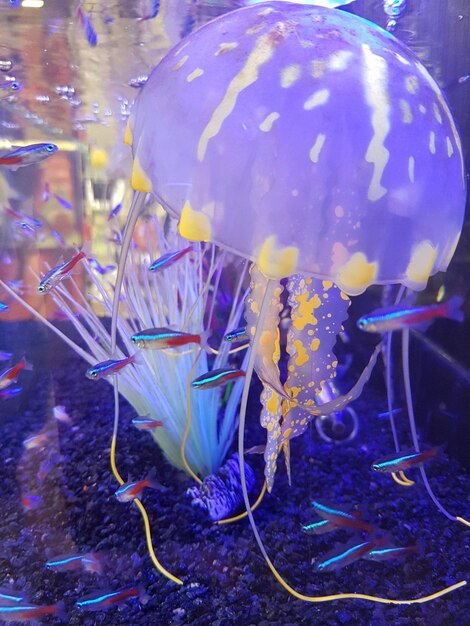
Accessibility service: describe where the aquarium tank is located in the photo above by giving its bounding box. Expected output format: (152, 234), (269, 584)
(0, 1), (469, 624)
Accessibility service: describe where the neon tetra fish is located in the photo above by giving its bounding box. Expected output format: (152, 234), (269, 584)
(302, 519), (338, 535)
(372, 448), (439, 473)
(114, 469), (163, 502)
(46, 551), (102, 574)
(86, 354), (137, 380)
(0, 357), (32, 391)
(316, 538), (379, 573)
(0, 143), (58, 170)
(75, 587), (146, 611)
(0, 602), (65, 622)
(0, 587), (27, 606)
(21, 494), (43, 511)
(191, 368), (245, 390)
(131, 327), (202, 350)
(38, 247), (88, 293)
(364, 544), (418, 561)
(148, 245), (192, 272)
(357, 295), (463, 334)
(131, 416), (164, 430)
(224, 326), (249, 342)
(311, 501), (375, 535)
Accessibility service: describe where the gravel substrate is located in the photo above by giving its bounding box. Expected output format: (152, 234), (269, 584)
(0, 321), (469, 625)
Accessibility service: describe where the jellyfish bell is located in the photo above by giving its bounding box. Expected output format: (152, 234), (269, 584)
(113, 2), (467, 602)
(128, 2), (465, 295)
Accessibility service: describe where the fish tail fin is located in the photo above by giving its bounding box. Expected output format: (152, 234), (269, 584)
(146, 467), (167, 492)
(21, 356), (33, 371)
(138, 584), (150, 605)
(80, 240), (92, 258)
(200, 329), (213, 354)
(130, 350), (144, 366)
(443, 295), (464, 323)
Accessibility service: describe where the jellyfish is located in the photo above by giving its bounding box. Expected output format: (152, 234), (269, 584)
(113, 3), (466, 602)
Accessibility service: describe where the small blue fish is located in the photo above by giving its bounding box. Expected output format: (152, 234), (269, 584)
(0, 143), (58, 170)
(50, 229), (66, 247)
(138, 0), (160, 21)
(76, 587), (145, 611)
(115, 469), (163, 502)
(77, 4), (98, 46)
(302, 519), (338, 535)
(108, 202), (122, 220)
(86, 354), (137, 380)
(131, 416), (164, 430)
(316, 539), (378, 572)
(88, 257), (115, 275)
(148, 245), (192, 272)
(38, 248), (88, 293)
(0, 80), (22, 97)
(22, 494), (43, 511)
(311, 501), (375, 534)
(364, 544), (418, 561)
(357, 296), (463, 334)
(52, 192), (73, 210)
(0, 386), (22, 399)
(0, 587), (27, 606)
(224, 327), (249, 342)
(46, 551), (102, 574)
(191, 368), (245, 390)
(0, 351), (13, 361)
(372, 448), (439, 473)
(131, 327), (201, 350)
(0, 302), (8, 312)
(0, 602), (65, 621)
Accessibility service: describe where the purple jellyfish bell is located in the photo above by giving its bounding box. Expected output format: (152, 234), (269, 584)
(128, 3), (465, 294)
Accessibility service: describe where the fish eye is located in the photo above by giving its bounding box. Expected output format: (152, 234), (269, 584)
(46, 144), (56, 152)
(10, 82), (21, 91)
(357, 318), (366, 328)
(38, 285), (45, 293)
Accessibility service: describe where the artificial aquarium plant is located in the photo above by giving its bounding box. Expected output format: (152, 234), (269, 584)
(2, 204), (249, 480)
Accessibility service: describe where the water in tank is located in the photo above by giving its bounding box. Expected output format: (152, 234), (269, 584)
(0, 1), (468, 624)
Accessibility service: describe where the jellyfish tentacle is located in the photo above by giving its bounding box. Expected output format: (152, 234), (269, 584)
(281, 275), (350, 452)
(245, 264), (284, 490)
(237, 273), (467, 604)
(384, 331), (401, 451)
(402, 329), (468, 525)
(259, 342), (383, 418)
(111, 190), (147, 354)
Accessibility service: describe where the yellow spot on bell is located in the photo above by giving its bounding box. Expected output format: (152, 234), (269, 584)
(405, 240), (438, 287)
(178, 201), (212, 242)
(283, 427), (293, 439)
(336, 252), (378, 296)
(131, 157), (152, 193)
(257, 236), (298, 279)
(123, 120), (133, 146)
